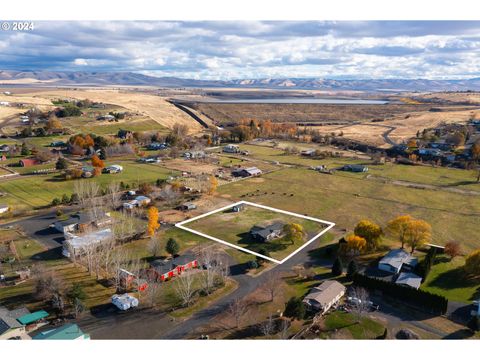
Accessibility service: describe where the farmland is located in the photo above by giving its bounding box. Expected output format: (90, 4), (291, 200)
(0, 161), (178, 211)
(216, 165), (480, 252)
(185, 204), (329, 262)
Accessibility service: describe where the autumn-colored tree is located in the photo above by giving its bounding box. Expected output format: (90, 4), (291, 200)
(171, 180), (182, 191)
(345, 234), (367, 255)
(91, 154), (105, 169)
(405, 219), (431, 254)
(354, 220), (383, 250)
(208, 175), (218, 195)
(84, 134), (95, 148)
(283, 223), (305, 245)
(46, 114), (62, 130)
(465, 249), (480, 276)
(471, 141), (480, 161)
(407, 139), (417, 148)
(444, 241), (461, 260)
(92, 167), (102, 177)
(387, 215), (414, 249)
(146, 206), (160, 237)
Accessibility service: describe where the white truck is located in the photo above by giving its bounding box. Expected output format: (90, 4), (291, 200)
(111, 294), (139, 311)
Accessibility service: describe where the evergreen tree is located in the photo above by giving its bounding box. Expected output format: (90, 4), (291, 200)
(284, 297), (306, 320)
(99, 147), (107, 160)
(166, 238), (179, 256)
(55, 157), (69, 170)
(21, 142), (30, 156)
(332, 257), (343, 276)
(347, 260), (358, 279)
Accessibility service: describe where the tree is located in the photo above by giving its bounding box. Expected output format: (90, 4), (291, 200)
(66, 283), (86, 304)
(405, 219), (431, 254)
(332, 257), (343, 276)
(148, 236), (162, 257)
(146, 206), (160, 237)
(444, 241), (461, 260)
(228, 298), (248, 329)
(34, 268), (63, 302)
(174, 271), (196, 307)
(347, 260), (358, 279)
(284, 297), (305, 320)
(208, 175), (218, 195)
(21, 142), (30, 156)
(106, 182), (121, 210)
(465, 249), (480, 276)
(263, 271), (281, 302)
(91, 154), (105, 169)
(387, 215), (414, 249)
(46, 114), (62, 130)
(166, 238), (179, 257)
(55, 157), (69, 170)
(349, 287), (370, 323)
(283, 223), (305, 245)
(354, 220), (383, 250)
(345, 234), (367, 255)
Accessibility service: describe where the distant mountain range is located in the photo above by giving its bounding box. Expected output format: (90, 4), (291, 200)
(1, 70), (480, 92)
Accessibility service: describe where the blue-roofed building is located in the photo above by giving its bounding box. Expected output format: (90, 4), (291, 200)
(33, 323), (90, 340)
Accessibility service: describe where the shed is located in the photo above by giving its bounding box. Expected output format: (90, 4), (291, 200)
(17, 310), (49, 325)
(33, 323), (90, 340)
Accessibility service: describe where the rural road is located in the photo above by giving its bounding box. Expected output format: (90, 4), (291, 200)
(163, 230), (342, 339)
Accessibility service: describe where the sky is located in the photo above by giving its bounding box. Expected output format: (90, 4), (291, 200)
(1, 21), (480, 80)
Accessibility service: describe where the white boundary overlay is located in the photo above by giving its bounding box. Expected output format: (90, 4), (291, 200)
(175, 200), (335, 264)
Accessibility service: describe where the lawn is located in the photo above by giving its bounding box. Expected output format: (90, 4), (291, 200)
(184, 203), (329, 262)
(218, 167), (480, 252)
(420, 255), (480, 303)
(321, 310), (385, 339)
(0, 161), (179, 211)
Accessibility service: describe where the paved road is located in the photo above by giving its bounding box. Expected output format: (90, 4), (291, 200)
(1, 208), (71, 249)
(163, 231), (341, 339)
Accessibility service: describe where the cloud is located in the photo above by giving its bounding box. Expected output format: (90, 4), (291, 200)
(0, 21), (480, 79)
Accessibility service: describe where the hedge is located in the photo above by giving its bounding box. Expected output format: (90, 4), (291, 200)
(352, 272), (448, 315)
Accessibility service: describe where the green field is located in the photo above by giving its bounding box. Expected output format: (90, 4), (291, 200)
(217, 167), (480, 252)
(185, 204), (328, 261)
(0, 161), (179, 211)
(420, 255), (480, 303)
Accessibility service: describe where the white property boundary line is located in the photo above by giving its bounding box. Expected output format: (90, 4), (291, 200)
(175, 200), (335, 264)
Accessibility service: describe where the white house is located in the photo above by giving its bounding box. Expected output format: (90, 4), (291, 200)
(0, 204), (9, 215)
(62, 228), (113, 258)
(303, 280), (346, 314)
(123, 195), (151, 209)
(223, 144), (240, 153)
(103, 164), (123, 174)
(0, 101), (10, 106)
(378, 249), (418, 274)
(395, 272), (422, 289)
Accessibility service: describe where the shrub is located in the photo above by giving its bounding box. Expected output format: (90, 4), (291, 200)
(284, 297), (306, 320)
(51, 198), (61, 206)
(332, 257), (343, 276)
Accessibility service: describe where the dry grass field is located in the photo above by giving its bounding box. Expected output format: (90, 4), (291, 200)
(0, 88), (204, 132)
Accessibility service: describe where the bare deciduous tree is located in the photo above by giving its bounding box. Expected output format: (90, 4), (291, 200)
(159, 185), (179, 206)
(259, 314), (275, 337)
(174, 271), (196, 307)
(106, 182), (122, 210)
(227, 298), (248, 329)
(263, 271), (281, 302)
(349, 286), (370, 323)
(148, 235), (162, 258)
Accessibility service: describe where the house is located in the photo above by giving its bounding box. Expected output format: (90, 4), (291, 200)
(250, 222), (284, 242)
(395, 272), (422, 289)
(183, 150), (206, 159)
(103, 164), (123, 174)
(0, 101), (10, 106)
(138, 156), (161, 163)
(62, 228), (113, 258)
(303, 280), (346, 314)
(0, 306), (30, 340)
(418, 148), (443, 157)
(0, 204), (9, 214)
(50, 141), (67, 147)
(33, 323), (90, 340)
(0, 144), (10, 153)
(149, 253), (198, 281)
(232, 204), (245, 212)
(341, 164), (369, 172)
(232, 166), (262, 177)
(19, 158), (40, 167)
(123, 195), (151, 209)
(378, 249), (418, 274)
(178, 202), (197, 211)
(148, 142), (168, 150)
(53, 211), (111, 236)
(223, 144), (240, 153)
(96, 114), (115, 121)
(301, 149), (316, 157)
(119, 268), (148, 292)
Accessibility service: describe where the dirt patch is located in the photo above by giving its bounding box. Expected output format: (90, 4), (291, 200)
(162, 159), (220, 175)
(246, 177), (265, 183)
(158, 210), (185, 223)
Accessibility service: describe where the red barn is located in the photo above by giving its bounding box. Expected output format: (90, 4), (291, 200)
(149, 253), (198, 282)
(19, 158), (39, 167)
